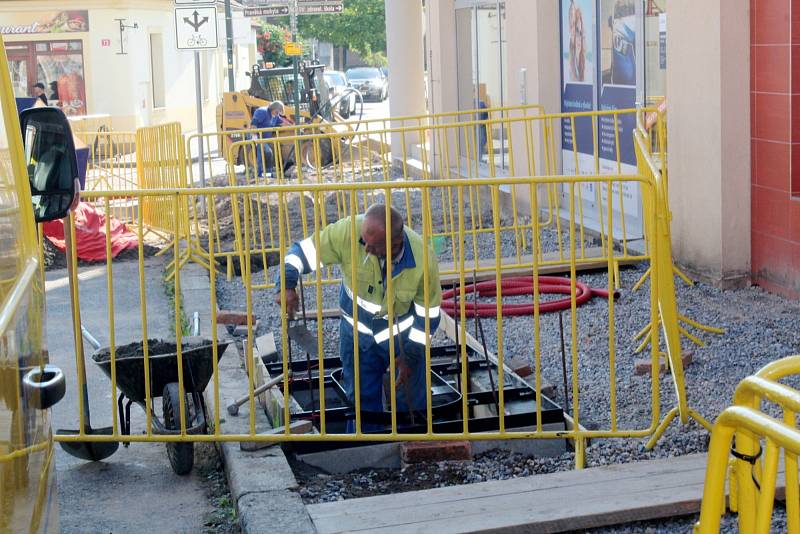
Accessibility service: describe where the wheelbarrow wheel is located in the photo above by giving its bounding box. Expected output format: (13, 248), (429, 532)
(162, 382), (194, 475)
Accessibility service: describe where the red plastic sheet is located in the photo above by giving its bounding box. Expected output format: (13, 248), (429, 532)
(42, 202), (138, 261)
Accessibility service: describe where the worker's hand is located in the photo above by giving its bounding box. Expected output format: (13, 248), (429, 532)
(273, 288), (299, 319)
(395, 356), (413, 388)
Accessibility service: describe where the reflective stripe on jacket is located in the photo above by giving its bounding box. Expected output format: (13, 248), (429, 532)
(277, 215), (442, 352)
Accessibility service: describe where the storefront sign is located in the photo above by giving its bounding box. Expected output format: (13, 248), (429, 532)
(0, 11), (89, 35)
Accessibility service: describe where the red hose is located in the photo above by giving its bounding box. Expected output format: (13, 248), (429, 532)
(440, 276), (618, 318)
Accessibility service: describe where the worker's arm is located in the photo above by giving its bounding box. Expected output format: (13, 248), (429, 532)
(273, 218), (349, 314)
(404, 246), (443, 360)
(250, 107), (267, 129)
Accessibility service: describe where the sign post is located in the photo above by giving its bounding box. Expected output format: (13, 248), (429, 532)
(175, 3), (218, 194)
(290, 0), (300, 124)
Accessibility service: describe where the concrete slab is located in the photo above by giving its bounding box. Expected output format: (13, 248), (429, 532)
(205, 329), (300, 495)
(182, 257), (310, 534)
(238, 491), (316, 534)
(298, 443), (402, 475)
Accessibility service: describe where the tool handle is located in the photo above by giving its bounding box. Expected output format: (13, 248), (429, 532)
(233, 372), (285, 407)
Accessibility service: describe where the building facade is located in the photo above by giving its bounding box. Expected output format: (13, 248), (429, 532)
(388, 1), (800, 297)
(0, 0), (257, 131)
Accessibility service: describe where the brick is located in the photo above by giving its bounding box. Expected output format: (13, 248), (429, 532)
(634, 351), (694, 376)
(233, 320), (260, 337)
(508, 356), (533, 378)
(401, 441), (472, 464)
(217, 310), (257, 325)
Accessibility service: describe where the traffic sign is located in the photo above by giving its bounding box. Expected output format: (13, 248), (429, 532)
(242, 0), (343, 16)
(244, 5), (289, 17)
(297, 3), (343, 14)
(283, 41), (302, 55)
(175, 6), (219, 50)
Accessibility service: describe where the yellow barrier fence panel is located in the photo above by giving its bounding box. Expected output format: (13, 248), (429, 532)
(58, 169), (661, 457)
(51, 108), (714, 477)
(695, 356), (800, 533)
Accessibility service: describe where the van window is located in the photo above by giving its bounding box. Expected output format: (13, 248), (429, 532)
(0, 86), (23, 302)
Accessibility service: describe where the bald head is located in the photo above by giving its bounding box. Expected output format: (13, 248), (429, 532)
(361, 204), (405, 260)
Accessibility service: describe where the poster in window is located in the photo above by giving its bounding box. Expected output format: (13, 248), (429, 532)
(560, 0), (596, 177)
(598, 0), (638, 218)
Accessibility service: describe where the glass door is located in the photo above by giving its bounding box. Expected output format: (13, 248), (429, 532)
(643, 0), (666, 106)
(455, 1), (508, 171)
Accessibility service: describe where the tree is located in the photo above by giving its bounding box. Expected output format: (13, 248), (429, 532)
(256, 23), (297, 67)
(296, 0), (386, 65)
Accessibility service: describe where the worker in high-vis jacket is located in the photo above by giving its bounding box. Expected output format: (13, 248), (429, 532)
(274, 204), (442, 431)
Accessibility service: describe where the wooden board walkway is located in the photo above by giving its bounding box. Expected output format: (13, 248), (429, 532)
(306, 453), (785, 533)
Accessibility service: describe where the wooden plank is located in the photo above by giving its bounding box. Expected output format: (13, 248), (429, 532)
(308, 453), (788, 534)
(437, 246), (639, 286)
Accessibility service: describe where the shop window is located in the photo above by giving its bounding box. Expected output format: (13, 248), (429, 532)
(6, 40), (86, 115)
(150, 33), (166, 109)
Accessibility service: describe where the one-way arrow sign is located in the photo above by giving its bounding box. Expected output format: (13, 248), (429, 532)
(175, 6), (218, 50)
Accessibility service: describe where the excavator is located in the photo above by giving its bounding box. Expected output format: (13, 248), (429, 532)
(217, 62), (363, 170)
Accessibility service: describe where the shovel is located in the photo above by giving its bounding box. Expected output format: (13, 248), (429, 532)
(56, 215), (119, 461)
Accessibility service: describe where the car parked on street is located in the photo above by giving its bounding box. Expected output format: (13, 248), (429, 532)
(323, 70), (357, 118)
(346, 67), (388, 102)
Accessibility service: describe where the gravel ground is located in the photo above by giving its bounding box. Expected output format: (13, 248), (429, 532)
(214, 187), (800, 531)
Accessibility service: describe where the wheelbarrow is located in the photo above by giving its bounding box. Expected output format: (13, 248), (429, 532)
(90, 336), (230, 475)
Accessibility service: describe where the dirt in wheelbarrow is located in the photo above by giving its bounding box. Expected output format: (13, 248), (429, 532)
(93, 339), (198, 361)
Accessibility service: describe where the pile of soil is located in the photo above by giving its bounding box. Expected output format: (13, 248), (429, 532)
(42, 237), (161, 271)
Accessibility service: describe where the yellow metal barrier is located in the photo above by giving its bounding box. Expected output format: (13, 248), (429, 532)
(74, 129), (139, 227)
(695, 356), (800, 533)
(187, 104), (550, 277)
(59, 170), (663, 467)
(205, 107), (651, 292)
(50, 107), (713, 472)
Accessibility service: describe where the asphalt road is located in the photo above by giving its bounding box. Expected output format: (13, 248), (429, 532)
(46, 258), (216, 534)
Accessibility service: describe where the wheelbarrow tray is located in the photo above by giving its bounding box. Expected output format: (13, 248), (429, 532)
(91, 337), (230, 403)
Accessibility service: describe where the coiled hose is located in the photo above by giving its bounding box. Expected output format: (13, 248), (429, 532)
(440, 276), (618, 318)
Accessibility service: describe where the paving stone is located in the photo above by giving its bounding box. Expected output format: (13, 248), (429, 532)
(401, 440), (472, 464)
(634, 350), (693, 376)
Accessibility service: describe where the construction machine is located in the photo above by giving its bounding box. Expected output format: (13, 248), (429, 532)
(218, 62), (363, 170)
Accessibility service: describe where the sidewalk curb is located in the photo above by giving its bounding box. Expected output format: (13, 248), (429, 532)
(179, 263), (316, 533)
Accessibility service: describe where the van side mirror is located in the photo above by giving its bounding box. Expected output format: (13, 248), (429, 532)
(19, 107), (79, 223)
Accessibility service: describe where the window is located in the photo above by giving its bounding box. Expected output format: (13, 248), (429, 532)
(5, 40), (87, 115)
(150, 33), (165, 108)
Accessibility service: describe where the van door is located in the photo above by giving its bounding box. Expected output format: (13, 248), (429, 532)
(0, 36), (61, 533)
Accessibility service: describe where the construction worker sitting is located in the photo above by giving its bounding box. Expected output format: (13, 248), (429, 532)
(274, 204), (442, 432)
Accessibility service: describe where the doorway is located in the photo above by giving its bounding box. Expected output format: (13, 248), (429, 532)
(455, 0), (508, 171)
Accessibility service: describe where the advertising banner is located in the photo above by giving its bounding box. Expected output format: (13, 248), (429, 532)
(559, 0), (642, 238)
(598, 0), (639, 220)
(0, 11), (89, 35)
(560, 0), (596, 178)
